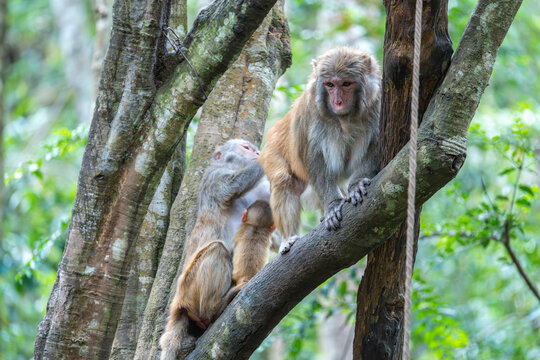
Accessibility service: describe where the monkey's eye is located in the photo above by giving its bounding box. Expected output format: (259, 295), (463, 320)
(325, 82), (334, 88)
(343, 82), (352, 87)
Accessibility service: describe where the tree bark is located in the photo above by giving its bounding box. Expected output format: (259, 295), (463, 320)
(34, 0), (279, 358)
(133, 3), (291, 358)
(110, 142), (186, 360)
(353, 1), (453, 359)
(186, 0), (522, 358)
(109, 4), (188, 358)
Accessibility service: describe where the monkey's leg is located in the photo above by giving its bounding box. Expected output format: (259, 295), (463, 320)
(270, 184), (302, 254)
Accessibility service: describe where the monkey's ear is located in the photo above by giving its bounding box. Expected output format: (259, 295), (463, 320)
(270, 223), (276, 232)
(241, 210), (248, 223)
(213, 150), (223, 161)
(310, 59), (318, 69)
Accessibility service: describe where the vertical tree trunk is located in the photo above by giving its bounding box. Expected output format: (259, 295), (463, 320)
(353, 1), (453, 359)
(110, 142), (186, 360)
(133, 2), (291, 359)
(109, 4), (188, 357)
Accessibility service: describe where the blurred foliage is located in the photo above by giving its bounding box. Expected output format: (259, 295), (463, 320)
(1, 0), (540, 359)
(1, 0), (89, 358)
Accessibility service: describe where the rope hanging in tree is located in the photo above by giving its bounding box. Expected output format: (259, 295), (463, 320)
(403, 0), (423, 358)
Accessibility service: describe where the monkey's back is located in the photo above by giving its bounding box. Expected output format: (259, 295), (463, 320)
(177, 240), (232, 322)
(260, 98), (310, 186)
(232, 225), (271, 283)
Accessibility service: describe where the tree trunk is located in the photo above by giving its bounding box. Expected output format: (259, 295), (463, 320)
(34, 0), (280, 358)
(186, 0), (522, 357)
(353, 1), (453, 359)
(133, 3), (291, 358)
(109, 3), (188, 358)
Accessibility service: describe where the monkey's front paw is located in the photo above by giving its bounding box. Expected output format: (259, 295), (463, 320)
(346, 178), (371, 206)
(322, 199), (345, 231)
(279, 236), (299, 255)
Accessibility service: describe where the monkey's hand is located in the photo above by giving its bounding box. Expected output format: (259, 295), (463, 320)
(279, 235), (300, 255)
(322, 198), (345, 231)
(346, 178), (371, 206)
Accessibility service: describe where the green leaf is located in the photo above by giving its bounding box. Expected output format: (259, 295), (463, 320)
(499, 167), (515, 176)
(518, 184), (535, 196)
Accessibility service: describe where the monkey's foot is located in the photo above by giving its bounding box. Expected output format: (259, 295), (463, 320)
(279, 236), (300, 255)
(322, 198), (345, 231)
(346, 178), (371, 206)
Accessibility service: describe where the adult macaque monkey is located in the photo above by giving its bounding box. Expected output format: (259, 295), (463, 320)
(160, 139), (269, 360)
(260, 47), (381, 253)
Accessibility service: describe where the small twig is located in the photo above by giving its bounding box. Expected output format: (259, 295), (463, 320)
(480, 177), (495, 209)
(162, 26), (208, 100)
(500, 220), (540, 304)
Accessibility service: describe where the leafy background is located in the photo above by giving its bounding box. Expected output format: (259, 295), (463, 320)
(1, 0), (539, 359)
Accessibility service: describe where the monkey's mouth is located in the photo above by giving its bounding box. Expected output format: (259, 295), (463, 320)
(332, 103), (350, 114)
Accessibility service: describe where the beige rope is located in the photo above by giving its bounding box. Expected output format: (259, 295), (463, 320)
(403, 0), (423, 358)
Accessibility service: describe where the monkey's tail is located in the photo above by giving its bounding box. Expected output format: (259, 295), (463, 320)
(159, 310), (194, 360)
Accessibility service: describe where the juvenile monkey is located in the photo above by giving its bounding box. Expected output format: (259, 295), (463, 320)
(160, 139), (269, 360)
(231, 200), (275, 289)
(259, 47), (381, 253)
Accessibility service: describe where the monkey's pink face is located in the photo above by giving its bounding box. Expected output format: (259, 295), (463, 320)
(323, 77), (357, 115)
(238, 142), (260, 161)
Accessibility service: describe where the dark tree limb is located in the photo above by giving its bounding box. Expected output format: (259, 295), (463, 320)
(187, 0), (522, 358)
(353, 1), (453, 358)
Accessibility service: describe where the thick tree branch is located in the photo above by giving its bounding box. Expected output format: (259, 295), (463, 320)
(188, 0), (522, 358)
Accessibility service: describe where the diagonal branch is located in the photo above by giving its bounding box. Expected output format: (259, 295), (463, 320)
(187, 0), (523, 358)
(501, 220), (540, 304)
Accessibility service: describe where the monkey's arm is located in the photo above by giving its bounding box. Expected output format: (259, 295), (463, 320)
(221, 162), (265, 204)
(306, 150), (344, 231)
(347, 137), (378, 205)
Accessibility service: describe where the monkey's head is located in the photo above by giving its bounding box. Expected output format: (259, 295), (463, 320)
(213, 139), (260, 167)
(241, 200), (275, 231)
(312, 47), (381, 117)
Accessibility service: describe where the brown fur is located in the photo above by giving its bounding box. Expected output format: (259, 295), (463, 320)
(260, 47), (381, 242)
(232, 201), (273, 285)
(160, 241), (232, 359)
